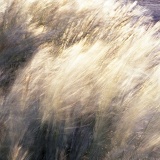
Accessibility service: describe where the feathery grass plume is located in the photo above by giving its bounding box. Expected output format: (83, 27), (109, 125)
(0, 0), (160, 159)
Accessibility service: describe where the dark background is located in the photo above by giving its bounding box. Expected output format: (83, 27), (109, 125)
(135, 0), (160, 21)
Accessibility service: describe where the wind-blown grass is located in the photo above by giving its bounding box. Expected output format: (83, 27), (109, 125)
(0, 0), (160, 159)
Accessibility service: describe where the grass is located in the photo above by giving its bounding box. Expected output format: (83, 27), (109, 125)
(0, 0), (160, 159)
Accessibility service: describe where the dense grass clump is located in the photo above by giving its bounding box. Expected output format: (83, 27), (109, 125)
(0, 0), (160, 159)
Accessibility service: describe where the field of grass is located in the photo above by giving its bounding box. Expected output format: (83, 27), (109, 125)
(0, 0), (160, 159)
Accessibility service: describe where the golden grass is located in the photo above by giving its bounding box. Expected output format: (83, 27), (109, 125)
(0, 0), (160, 159)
